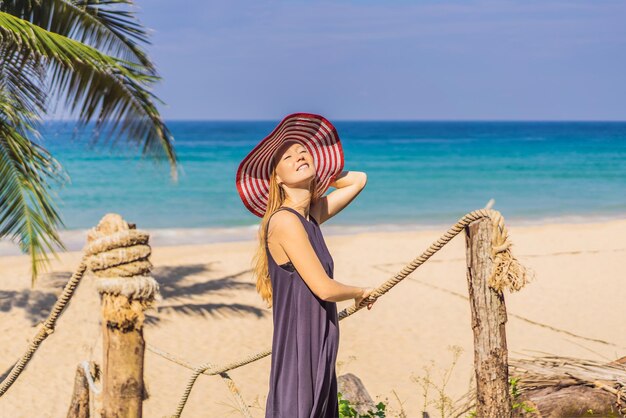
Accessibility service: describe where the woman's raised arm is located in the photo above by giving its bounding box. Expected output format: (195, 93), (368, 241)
(311, 170), (367, 224)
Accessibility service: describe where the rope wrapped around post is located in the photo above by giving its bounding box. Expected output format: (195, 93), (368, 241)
(85, 215), (252, 418)
(84, 215), (159, 334)
(164, 208), (534, 417)
(85, 214), (159, 418)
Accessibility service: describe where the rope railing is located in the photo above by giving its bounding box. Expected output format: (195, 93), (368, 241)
(155, 208), (532, 417)
(0, 208), (532, 418)
(0, 262), (88, 396)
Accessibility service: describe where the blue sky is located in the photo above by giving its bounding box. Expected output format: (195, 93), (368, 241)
(95, 1), (626, 120)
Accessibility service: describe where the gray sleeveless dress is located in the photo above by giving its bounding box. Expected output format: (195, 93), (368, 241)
(264, 206), (340, 418)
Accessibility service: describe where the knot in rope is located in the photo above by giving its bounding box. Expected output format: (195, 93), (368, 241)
(487, 209), (534, 292)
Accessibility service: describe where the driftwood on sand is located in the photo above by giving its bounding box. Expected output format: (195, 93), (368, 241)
(452, 355), (626, 417)
(509, 355), (626, 417)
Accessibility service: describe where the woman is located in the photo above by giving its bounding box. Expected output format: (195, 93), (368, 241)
(235, 113), (377, 418)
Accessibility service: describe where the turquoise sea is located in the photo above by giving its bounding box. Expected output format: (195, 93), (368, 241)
(3, 120), (625, 253)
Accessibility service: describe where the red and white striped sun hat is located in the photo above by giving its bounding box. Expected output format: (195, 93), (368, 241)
(236, 113), (344, 218)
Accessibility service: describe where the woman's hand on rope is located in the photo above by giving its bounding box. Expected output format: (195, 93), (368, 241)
(355, 287), (376, 310)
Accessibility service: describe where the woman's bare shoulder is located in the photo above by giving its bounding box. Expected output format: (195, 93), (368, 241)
(267, 210), (306, 239)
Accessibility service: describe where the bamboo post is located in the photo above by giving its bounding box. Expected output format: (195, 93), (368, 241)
(86, 214), (158, 418)
(464, 217), (512, 418)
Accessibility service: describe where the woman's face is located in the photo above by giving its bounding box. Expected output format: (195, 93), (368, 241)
(274, 141), (316, 188)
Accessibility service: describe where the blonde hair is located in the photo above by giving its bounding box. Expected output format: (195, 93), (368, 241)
(253, 154), (318, 309)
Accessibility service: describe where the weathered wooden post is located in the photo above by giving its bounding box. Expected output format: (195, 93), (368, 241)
(86, 214), (158, 418)
(465, 217), (512, 418)
(66, 361), (99, 418)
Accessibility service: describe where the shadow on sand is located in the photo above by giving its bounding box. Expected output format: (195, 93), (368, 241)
(0, 271), (71, 325)
(0, 264), (268, 328)
(148, 263), (268, 325)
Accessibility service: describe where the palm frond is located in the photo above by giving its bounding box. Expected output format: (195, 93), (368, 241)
(0, 44), (47, 117)
(0, 9), (177, 284)
(0, 0), (154, 70)
(0, 94), (67, 285)
(0, 11), (177, 174)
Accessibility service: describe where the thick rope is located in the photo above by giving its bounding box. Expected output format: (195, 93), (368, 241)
(0, 262), (88, 396)
(163, 208), (533, 417)
(338, 208), (532, 320)
(86, 217), (160, 343)
(147, 344), (254, 418)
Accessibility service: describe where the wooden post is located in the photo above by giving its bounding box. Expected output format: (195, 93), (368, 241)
(67, 362), (98, 418)
(101, 315), (144, 418)
(465, 218), (512, 418)
(87, 214), (157, 418)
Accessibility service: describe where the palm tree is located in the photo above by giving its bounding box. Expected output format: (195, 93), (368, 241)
(0, 0), (177, 284)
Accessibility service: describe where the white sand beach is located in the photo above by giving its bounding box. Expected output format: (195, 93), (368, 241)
(1, 218), (625, 417)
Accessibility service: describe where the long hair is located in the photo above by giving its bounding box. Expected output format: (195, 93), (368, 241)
(253, 158), (319, 309)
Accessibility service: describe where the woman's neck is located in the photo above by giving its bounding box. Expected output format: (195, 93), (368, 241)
(282, 198), (311, 220)
(281, 182), (313, 219)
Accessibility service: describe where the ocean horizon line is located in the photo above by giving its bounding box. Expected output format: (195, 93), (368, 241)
(41, 118), (626, 124)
